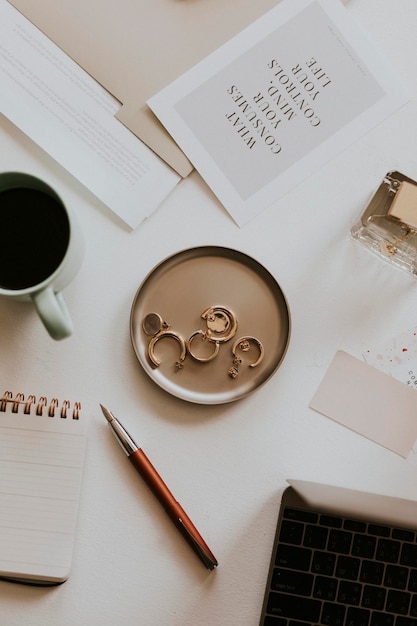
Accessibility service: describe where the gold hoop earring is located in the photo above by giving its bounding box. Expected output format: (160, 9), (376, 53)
(228, 336), (264, 379)
(148, 330), (187, 371)
(201, 305), (238, 343)
(187, 330), (220, 363)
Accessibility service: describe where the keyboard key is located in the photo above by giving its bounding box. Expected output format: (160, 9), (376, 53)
(396, 618), (417, 626)
(284, 508), (318, 524)
(370, 611), (394, 626)
(401, 543), (417, 567)
(344, 519), (367, 532)
(266, 592), (321, 622)
(386, 589), (410, 614)
(410, 593), (417, 617)
(369, 524), (390, 537)
(345, 606), (370, 626)
(272, 568), (313, 596)
(335, 555), (360, 580)
(361, 585), (386, 610)
(328, 529), (353, 554)
(384, 564), (408, 589)
(376, 538), (400, 563)
(321, 601), (345, 625)
(263, 616), (288, 626)
(320, 514), (343, 528)
(304, 524), (328, 549)
(313, 575), (337, 601)
(392, 529), (415, 542)
(360, 560), (384, 585)
(276, 545), (312, 571)
(352, 533), (376, 558)
(279, 521), (304, 545)
(312, 551), (336, 576)
(409, 569), (417, 592)
(337, 580), (361, 605)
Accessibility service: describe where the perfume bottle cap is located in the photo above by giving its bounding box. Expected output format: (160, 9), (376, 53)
(388, 180), (417, 230)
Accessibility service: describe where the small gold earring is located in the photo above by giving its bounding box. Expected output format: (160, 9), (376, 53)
(148, 330), (187, 371)
(187, 330), (220, 363)
(143, 313), (186, 371)
(228, 336), (264, 379)
(200, 305), (238, 343)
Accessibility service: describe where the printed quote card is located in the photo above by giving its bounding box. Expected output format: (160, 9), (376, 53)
(148, 0), (408, 226)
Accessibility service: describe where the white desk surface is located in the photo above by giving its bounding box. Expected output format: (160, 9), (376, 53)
(2, 1), (417, 624)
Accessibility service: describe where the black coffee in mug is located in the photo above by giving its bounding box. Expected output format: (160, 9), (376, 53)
(0, 187), (70, 290)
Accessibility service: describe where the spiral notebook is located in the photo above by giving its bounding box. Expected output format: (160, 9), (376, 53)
(0, 390), (87, 585)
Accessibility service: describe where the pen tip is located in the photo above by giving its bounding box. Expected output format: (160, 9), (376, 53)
(100, 404), (113, 423)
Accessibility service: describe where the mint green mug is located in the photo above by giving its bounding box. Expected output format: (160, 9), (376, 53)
(0, 172), (84, 340)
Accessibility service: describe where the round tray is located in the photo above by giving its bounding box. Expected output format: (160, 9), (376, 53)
(130, 246), (290, 404)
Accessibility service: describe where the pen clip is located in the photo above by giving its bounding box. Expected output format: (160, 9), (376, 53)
(177, 518), (218, 570)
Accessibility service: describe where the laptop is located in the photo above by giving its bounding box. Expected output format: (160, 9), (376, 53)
(259, 480), (417, 626)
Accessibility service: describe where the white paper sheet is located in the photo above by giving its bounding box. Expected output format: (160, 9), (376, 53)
(0, 0), (180, 229)
(148, 0), (409, 226)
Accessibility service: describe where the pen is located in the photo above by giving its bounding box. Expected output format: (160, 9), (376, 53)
(100, 404), (218, 570)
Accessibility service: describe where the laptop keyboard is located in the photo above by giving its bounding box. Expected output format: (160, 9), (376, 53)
(260, 506), (417, 626)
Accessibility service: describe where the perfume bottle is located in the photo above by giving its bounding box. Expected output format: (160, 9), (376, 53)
(351, 171), (417, 276)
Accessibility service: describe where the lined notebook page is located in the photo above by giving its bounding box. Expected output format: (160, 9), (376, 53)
(0, 405), (87, 584)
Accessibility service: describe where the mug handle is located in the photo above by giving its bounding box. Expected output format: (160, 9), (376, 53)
(32, 287), (73, 340)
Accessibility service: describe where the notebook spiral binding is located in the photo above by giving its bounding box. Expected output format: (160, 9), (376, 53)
(0, 391), (81, 419)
